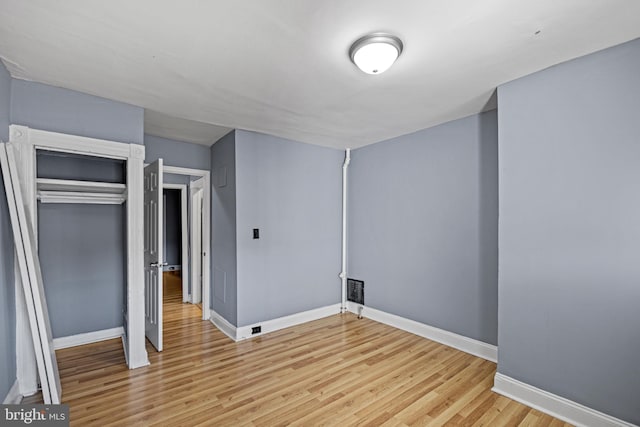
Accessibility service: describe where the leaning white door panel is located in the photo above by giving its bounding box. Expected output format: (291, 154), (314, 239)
(0, 143), (61, 404)
(144, 159), (164, 351)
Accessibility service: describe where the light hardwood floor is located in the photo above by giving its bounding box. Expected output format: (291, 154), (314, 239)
(25, 273), (572, 426)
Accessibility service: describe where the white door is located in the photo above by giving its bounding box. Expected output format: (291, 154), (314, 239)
(1, 143), (62, 404)
(190, 177), (205, 305)
(144, 159), (164, 351)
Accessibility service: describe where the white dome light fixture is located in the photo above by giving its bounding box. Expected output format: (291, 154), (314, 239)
(349, 33), (403, 75)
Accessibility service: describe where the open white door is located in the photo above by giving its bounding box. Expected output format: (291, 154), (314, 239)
(144, 159), (164, 351)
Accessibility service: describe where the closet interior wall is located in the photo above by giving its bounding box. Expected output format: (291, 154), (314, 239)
(36, 151), (127, 340)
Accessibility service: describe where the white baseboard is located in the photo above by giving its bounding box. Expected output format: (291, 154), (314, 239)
(209, 309), (238, 341)
(53, 327), (125, 350)
(209, 304), (343, 342)
(3, 379), (22, 404)
(346, 302), (497, 363)
(492, 373), (636, 427)
(236, 304), (342, 341)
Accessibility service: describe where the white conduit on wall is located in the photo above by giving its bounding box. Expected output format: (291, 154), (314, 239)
(340, 148), (351, 312)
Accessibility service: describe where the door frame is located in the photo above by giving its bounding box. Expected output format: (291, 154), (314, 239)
(10, 125), (148, 395)
(162, 165), (210, 321)
(162, 183), (189, 302)
(189, 177), (204, 305)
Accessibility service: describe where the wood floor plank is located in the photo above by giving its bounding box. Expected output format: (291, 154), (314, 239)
(22, 272), (573, 426)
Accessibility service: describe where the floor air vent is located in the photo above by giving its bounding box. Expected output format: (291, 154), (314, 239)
(347, 279), (364, 305)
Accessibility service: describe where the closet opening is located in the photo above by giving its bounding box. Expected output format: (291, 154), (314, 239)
(12, 125), (148, 400)
(36, 150), (128, 354)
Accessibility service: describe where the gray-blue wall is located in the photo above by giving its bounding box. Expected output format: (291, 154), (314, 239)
(0, 60), (16, 400)
(498, 38), (640, 424)
(11, 79), (144, 338)
(11, 80), (143, 144)
(0, 62), (9, 142)
(37, 151), (125, 183)
(348, 111), (499, 345)
(235, 130), (342, 326)
(210, 131), (237, 325)
(37, 204), (125, 337)
(163, 174), (192, 186)
(144, 134), (211, 170)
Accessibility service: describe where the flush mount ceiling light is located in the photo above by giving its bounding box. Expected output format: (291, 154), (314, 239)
(349, 33), (403, 75)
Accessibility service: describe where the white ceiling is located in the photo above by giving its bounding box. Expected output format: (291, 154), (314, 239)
(1, 1), (639, 149)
